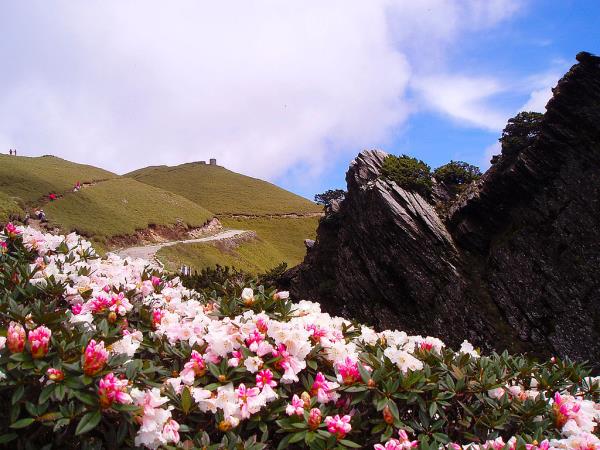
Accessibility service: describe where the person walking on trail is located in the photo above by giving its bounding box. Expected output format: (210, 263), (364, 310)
(9, 149), (12, 155)
(14, 149), (17, 156)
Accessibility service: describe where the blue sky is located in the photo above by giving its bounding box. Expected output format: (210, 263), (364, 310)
(0, 1), (598, 200)
(288, 0), (600, 198)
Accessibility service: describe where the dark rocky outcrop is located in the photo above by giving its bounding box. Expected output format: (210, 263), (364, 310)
(284, 52), (600, 364)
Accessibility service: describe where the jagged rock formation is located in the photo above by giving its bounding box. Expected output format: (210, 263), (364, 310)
(285, 52), (600, 363)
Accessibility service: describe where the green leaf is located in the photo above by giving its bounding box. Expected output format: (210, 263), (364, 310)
(72, 390), (97, 406)
(339, 439), (362, 448)
(181, 387), (193, 414)
(0, 433), (18, 444)
(289, 431), (307, 444)
(11, 384), (24, 405)
(10, 418), (35, 429)
(75, 410), (102, 435)
(39, 384), (57, 404)
(9, 352), (29, 362)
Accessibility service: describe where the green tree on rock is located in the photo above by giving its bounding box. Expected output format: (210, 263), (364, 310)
(381, 154), (432, 197)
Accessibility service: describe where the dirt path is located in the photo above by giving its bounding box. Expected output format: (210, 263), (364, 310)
(113, 229), (248, 262)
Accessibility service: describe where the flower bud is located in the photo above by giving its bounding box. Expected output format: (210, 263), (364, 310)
(83, 339), (109, 376)
(47, 368), (65, 381)
(28, 325), (51, 358)
(383, 405), (394, 424)
(7, 322), (26, 353)
(301, 391), (311, 408)
(108, 311), (117, 323)
(307, 408), (322, 430)
(218, 374), (227, 382)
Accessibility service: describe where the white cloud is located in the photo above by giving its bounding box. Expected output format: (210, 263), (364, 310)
(0, 0), (523, 182)
(411, 75), (509, 131)
(480, 141), (501, 171)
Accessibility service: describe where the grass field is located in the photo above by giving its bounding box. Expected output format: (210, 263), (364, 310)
(0, 155), (116, 205)
(157, 216), (319, 273)
(158, 239), (285, 274)
(126, 162), (321, 215)
(0, 192), (24, 224)
(43, 178), (214, 242)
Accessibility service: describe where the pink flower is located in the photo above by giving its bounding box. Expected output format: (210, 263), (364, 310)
(7, 322), (26, 353)
(526, 441), (549, 450)
(180, 350), (206, 381)
(311, 372), (339, 403)
(71, 303), (82, 315)
(325, 414), (351, 439)
(374, 433), (418, 450)
(46, 368), (64, 381)
(286, 394), (304, 416)
(152, 309), (164, 328)
(307, 407), (322, 430)
(98, 373), (132, 409)
(245, 329), (264, 351)
(28, 325), (51, 358)
(109, 292), (132, 316)
(83, 339), (109, 376)
(306, 324), (327, 343)
(151, 276), (161, 287)
(374, 440), (403, 450)
(90, 295), (111, 313)
(336, 357), (362, 385)
(255, 317), (269, 333)
(0, 241), (7, 253)
(256, 369), (277, 389)
(236, 383), (260, 419)
(5, 223), (20, 236)
(272, 343), (291, 371)
(397, 430), (418, 448)
(273, 291), (289, 300)
(162, 418), (180, 444)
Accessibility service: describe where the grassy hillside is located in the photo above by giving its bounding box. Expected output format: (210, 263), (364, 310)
(157, 216), (319, 273)
(126, 162), (321, 215)
(43, 178), (213, 241)
(0, 192), (24, 224)
(158, 239), (284, 274)
(0, 155), (116, 204)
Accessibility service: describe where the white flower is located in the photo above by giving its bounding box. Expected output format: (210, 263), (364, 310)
(459, 340), (479, 357)
(383, 347), (423, 373)
(0, 336), (6, 350)
(244, 356), (263, 373)
(241, 288), (254, 303)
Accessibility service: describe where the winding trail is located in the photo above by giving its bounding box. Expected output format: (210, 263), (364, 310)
(114, 229), (248, 262)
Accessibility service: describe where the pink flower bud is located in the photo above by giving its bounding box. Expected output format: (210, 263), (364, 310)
(47, 368), (65, 381)
(83, 339), (109, 376)
(308, 408), (322, 430)
(28, 325), (51, 358)
(7, 322), (26, 353)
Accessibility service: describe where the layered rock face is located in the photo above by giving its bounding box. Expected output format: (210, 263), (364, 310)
(286, 52), (600, 363)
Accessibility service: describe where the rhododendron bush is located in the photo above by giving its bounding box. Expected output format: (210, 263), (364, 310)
(0, 224), (599, 450)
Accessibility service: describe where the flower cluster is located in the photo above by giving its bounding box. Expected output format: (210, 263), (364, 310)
(0, 224), (599, 449)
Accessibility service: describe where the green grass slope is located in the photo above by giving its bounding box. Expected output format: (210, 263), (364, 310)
(0, 192), (24, 224)
(158, 239), (284, 274)
(43, 178), (213, 241)
(126, 162), (321, 215)
(0, 155), (117, 204)
(157, 216), (319, 273)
